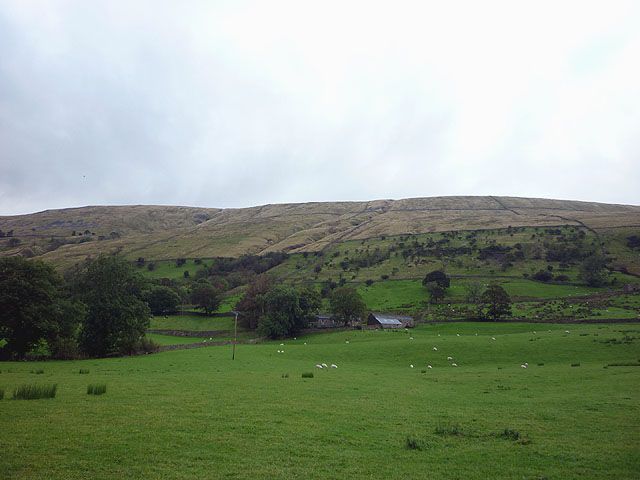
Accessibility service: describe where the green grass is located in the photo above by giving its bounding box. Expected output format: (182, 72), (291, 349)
(149, 314), (235, 332)
(144, 333), (210, 346)
(11, 384), (57, 400)
(86, 384), (107, 395)
(1, 322), (639, 479)
(138, 259), (206, 280)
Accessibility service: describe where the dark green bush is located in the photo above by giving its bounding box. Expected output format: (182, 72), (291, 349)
(301, 372), (314, 378)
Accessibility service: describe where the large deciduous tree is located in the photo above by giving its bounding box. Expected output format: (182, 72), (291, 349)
(257, 285), (320, 339)
(329, 286), (366, 326)
(0, 257), (85, 359)
(422, 270), (450, 303)
(481, 284), (512, 321)
(75, 256), (150, 356)
(579, 253), (608, 287)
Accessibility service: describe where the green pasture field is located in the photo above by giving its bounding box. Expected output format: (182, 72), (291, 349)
(1, 322), (639, 479)
(145, 333), (207, 346)
(138, 259), (208, 280)
(149, 314), (235, 332)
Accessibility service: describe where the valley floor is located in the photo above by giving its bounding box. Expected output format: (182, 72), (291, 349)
(1, 322), (639, 479)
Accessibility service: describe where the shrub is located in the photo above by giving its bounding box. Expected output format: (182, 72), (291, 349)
(301, 372), (314, 378)
(137, 337), (160, 354)
(87, 384), (107, 395)
(13, 384), (57, 400)
(500, 429), (521, 440)
(435, 424), (463, 436)
(405, 435), (423, 450)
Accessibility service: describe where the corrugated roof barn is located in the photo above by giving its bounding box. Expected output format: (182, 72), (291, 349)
(367, 313), (413, 329)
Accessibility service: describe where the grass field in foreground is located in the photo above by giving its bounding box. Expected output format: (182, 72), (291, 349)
(1, 323), (639, 480)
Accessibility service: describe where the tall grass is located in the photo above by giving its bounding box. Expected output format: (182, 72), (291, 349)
(13, 384), (57, 400)
(87, 384), (107, 395)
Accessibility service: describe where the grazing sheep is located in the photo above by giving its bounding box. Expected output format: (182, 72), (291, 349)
(410, 364), (414, 368)
(345, 340), (350, 344)
(433, 347), (438, 351)
(491, 337), (496, 340)
(277, 350), (281, 353)
(565, 330), (570, 334)
(456, 334), (460, 337)
(280, 343), (284, 346)
(520, 364), (527, 368)
(451, 363), (458, 367)
(447, 356), (453, 360)
(409, 337), (414, 340)
(321, 363), (328, 368)
(331, 364), (338, 368)
(315, 364), (323, 369)
(427, 365), (433, 369)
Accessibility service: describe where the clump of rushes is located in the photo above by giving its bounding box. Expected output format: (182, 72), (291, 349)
(571, 363), (581, 367)
(301, 372), (314, 378)
(87, 384), (107, 395)
(405, 435), (423, 450)
(79, 369), (90, 374)
(13, 384), (57, 400)
(0, 388), (4, 400)
(31, 369), (45, 375)
(435, 424), (464, 436)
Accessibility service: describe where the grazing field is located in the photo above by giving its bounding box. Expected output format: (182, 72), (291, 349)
(1, 322), (639, 479)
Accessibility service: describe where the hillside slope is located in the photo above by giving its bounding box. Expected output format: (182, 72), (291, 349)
(1, 196), (638, 270)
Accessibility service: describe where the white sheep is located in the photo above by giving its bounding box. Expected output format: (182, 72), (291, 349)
(491, 337), (496, 341)
(315, 364), (323, 369)
(447, 356), (453, 360)
(456, 333), (460, 337)
(345, 340), (350, 344)
(321, 363), (328, 368)
(331, 364), (338, 368)
(410, 364), (414, 368)
(451, 363), (458, 367)
(409, 337), (414, 340)
(433, 346), (438, 351)
(520, 364), (527, 368)
(427, 365), (432, 369)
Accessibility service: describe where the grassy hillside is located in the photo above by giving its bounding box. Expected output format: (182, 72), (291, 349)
(2, 196), (639, 272)
(1, 322), (638, 479)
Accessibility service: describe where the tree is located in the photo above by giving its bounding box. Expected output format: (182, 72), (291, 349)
(190, 280), (222, 315)
(144, 285), (181, 315)
(0, 257), (85, 359)
(329, 286), (366, 326)
(580, 253), (608, 287)
(422, 270), (450, 288)
(422, 270), (450, 303)
(481, 284), (511, 321)
(464, 281), (484, 305)
(74, 256), (150, 356)
(235, 275), (272, 329)
(257, 285), (320, 338)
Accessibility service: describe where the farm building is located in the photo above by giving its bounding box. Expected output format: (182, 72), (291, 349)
(309, 314), (340, 329)
(367, 313), (413, 329)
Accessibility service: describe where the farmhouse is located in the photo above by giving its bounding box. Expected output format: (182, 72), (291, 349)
(367, 313), (413, 329)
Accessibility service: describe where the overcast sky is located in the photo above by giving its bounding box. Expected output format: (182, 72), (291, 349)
(1, 1), (639, 215)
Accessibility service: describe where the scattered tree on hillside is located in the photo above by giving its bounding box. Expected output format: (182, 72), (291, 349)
(422, 270), (450, 304)
(0, 257), (85, 359)
(190, 280), (222, 314)
(74, 256), (150, 356)
(580, 253), (608, 287)
(329, 286), (366, 326)
(481, 284), (511, 321)
(464, 281), (484, 305)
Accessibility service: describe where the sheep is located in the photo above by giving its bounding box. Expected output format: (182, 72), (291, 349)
(565, 330), (570, 334)
(520, 364), (527, 368)
(451, 363), (458, 367)
(321, 363), (328, 368)
(456, 333), (460, 337)
(427, 365), (433, 369)
(491, 337), (496, 340)
(410, 364), (414, 368)
(315, 364), (323, 369)
(447, 356), (453, 360)
(331, 364), (338, 368)
(345, 340), (350, 344)
(277, 350), (281, 353)
(280, 343), (284, 346)
(433, 346), (438, 351)
(409, 337), (414, 340)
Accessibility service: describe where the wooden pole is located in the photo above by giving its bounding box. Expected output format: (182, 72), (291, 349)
(232, 312), (238, 360)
